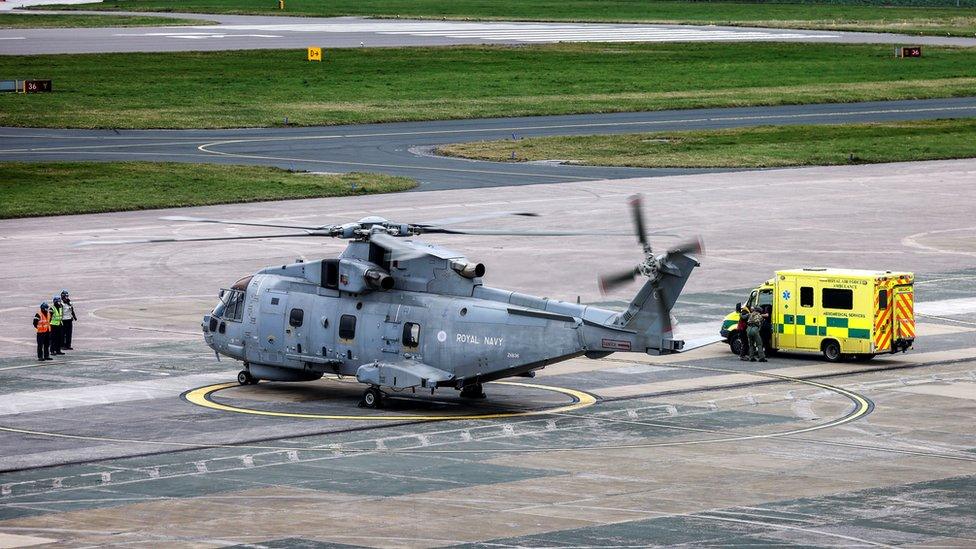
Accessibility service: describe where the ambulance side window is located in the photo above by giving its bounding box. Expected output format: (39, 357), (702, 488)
(800, 287), (814, 308)
(747, 291), (758, 308)
(878, 290), (888, 310)
(758, 290), (773, 307)
(823, 288), (853, 310)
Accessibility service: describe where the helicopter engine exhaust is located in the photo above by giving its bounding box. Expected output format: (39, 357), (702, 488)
(364, 269), (395, 290)
(451, 260), (486, 279)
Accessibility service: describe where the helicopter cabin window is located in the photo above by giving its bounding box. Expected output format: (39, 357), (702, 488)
(878, 289), (889, 310)
(823, 288), (853, 310)
(339, 314), (357, 340)
(289, 308), (304, 328)
(800, 286), (814, 308)
(403, 322), (421, 348)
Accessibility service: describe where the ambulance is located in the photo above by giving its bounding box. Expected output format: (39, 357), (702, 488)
(719, 269), (915, 362)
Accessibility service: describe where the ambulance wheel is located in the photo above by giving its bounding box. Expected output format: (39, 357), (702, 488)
(360, 387), (383, 409)
(822, 340), (842, 363)
(729, 338), (744, 356)
(237, 370), (255, 385)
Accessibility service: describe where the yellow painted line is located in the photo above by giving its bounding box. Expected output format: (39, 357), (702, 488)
(184, 380), (596, 421)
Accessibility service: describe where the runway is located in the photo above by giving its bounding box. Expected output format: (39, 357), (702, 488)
(1, 159), (976, 546)
(4, 12), (976, 55)
(4, 96), (976, 190)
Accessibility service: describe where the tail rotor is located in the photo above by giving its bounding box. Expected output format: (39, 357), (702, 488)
(598, 194), (702, 295)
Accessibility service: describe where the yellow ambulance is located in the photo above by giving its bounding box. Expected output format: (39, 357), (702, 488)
(719, 269), (915, 362)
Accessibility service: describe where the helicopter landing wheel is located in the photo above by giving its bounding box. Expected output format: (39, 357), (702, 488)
(237, 370), (256, 386)
(359, 387), (384, 409)
(459, 383), (486, 399)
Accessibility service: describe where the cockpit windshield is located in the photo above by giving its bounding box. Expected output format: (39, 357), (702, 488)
(212, 288), (245, 322)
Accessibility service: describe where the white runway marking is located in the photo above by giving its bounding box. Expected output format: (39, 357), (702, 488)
(180, 21), (838, 44)
(115, 32), (282, 39)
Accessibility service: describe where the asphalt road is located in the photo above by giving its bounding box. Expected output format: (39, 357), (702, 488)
(2, 12), (976, 54)
(3, 96), (976, 190)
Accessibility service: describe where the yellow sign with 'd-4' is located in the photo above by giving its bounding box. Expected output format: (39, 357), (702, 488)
(307, 47), (322, 62)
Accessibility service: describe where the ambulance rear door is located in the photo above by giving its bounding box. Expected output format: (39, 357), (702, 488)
(893, 283), (915, 342)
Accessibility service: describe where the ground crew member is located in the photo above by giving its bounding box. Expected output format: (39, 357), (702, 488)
(737, 306), (750, 361)
(50, 295), (65, 355)
(33, 302), (53, 361)
(60, 289), (77, 349)
(760, 304), (773, 354)
(746, 306), (768, 362)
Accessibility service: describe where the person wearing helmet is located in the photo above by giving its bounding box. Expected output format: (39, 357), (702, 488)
(50, 295), (65, 356)
(60, 289), (77, 350)
(33, 302), (53, 361)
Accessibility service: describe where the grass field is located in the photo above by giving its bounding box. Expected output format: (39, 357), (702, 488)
(1, 43), (975, 129)
(0, 14), (211, 28)
(37, 0), (976, 37)
(436, 118), (976, 168)
(0, 163), (415, 218)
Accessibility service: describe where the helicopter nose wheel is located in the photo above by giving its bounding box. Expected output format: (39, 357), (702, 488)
(237, 370), (257, 386)
(359, 387), (384, 409)
(459, 383), (486, 399)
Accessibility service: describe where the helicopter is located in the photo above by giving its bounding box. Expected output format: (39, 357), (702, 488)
(84, 196), (702, 408)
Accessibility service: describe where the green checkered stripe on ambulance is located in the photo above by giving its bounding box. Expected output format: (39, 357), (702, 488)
(778, 315), (871, 339)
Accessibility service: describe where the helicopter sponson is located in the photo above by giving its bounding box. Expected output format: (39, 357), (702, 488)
(126, 200), (701, 408)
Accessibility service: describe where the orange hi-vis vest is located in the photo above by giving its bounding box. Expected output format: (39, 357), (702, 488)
(36, 309), (51, 333)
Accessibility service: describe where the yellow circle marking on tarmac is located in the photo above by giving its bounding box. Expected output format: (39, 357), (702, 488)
(184, 380), (596, 421)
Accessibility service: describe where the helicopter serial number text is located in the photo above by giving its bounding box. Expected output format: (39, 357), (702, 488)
(456, 334), (505, 346)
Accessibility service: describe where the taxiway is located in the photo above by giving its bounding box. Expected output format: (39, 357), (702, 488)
(1, 160), (975, 547)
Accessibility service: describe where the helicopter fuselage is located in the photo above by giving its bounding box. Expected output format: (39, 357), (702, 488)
(202, 237), (695, 395)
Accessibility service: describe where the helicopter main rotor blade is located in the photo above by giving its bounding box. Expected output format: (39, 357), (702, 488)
(425, 228), (649, 237)
(416, 211), (539, 227)
(73, 232), (322, 246)
(161, 215), (333, 231)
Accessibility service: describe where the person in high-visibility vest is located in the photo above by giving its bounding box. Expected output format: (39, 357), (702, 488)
(33, 302), (53, 361)
(50, 295), (65, 355)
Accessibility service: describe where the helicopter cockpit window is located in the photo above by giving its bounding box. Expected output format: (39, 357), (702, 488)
(339, 314), (357, 340)
(403, 322), (421, 348)
(289, 308), (304, 327)
(213, 289), (245, 322)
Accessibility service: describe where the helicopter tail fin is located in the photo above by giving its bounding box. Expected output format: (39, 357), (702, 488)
(619, 250), (700, 355)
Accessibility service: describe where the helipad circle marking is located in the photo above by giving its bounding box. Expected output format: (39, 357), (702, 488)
(184, 380), (596, 421)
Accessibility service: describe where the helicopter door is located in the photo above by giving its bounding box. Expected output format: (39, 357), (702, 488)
(381, 304), (405, 356)
(283, 295), (312, 362)
(257, 290), (287, 363)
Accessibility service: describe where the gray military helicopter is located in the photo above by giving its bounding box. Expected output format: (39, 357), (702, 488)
(93, 196), (702, 408)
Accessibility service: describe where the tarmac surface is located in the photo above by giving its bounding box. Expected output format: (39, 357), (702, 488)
(1, 160), (975, 547)
(4, 97), (976, 190)
(4, 12), (976, 55)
